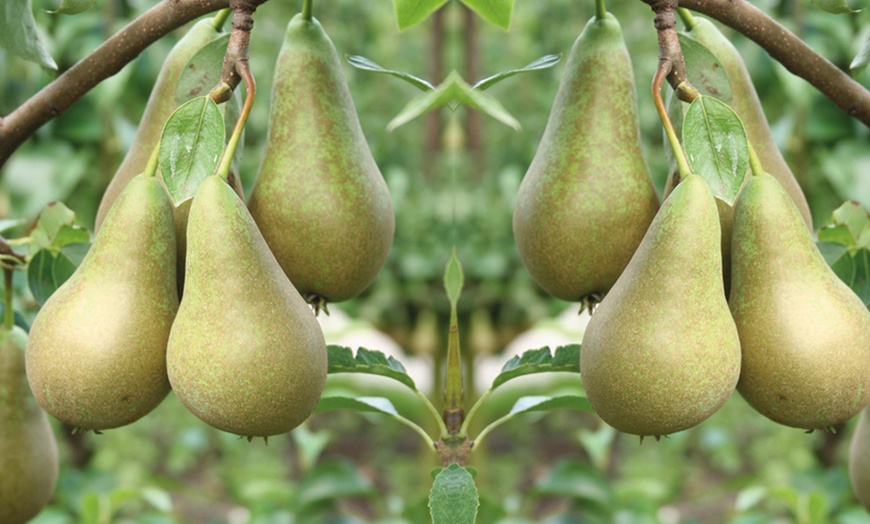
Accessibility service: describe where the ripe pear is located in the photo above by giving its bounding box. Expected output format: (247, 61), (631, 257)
(730, 174), (870, 430)
(513, 13), (659, 303)
(27, 175), (177, 431)
(167, 176), (328, 438)
(0, 326), (58, 524)
(580, 175), (741, 437)
(247, 14), (394, 304)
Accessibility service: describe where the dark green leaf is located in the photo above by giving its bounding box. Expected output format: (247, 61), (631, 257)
(460, 0), (514, 29)
(174, 34), (231, 105)
(852, 249), (870, 306)
(819, 242), (856, 286)
(28, 250), (59, 307)
(531, 458), (613, 510)
(314, 396), (399, 416)
(294, 460), (375, 509)
(346, 55), (435, 91)
(392, 0), (448, 30)
(159, 97), (225, 205)
(678, 33), (732, 103)
(818, 224), (856, 246)
(683, 95), (749, 205)
(832, 201), (869, 244)
(326, 345), (416, 390)
(472, 54), (561, 91)
(46, 0), (99, 15)
(0, 0), (57, 69)
(429, 464), (478, 524)
(811, 0), (860, 13)
(853, 33), (870, 71)
(492, 345), (580, 390)
(444, 247), (464, 308)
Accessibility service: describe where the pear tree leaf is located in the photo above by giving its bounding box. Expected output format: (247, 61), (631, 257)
(29, 202), (80, 255)
(852, 248), (870, 307)
(678, 33), (732, 103)
(531, 458), (613, 510)
(294, 460), (376, 509)
(0, 0), (58, 69)
(811, 0), (860, 13)
(159, 96), (225, 205)
(392, 0), (448, 30)
(47, 0), (99, 15)
(175, 34), (231, 105)
(683, 95), (749, 205)
(832, 201), (869, 245)
(326, 345), (417, 390)
(346, 55), (435, 91)
(0, 219), (27, 234)
(388, 71), (520, 131)
(27, 242), (89, 307)
(52, 225), (90, 249)
(474, 395), (593, 447)
(819, 241), (856, 287)
(444, 247), (464, 309)
(818, 224), (856, 247)
(460, 0), (514, 29)
(492, 345), (581, 390)
(852, 33), (870, 71)
(314, 396), (399, 416)
(429, 464), (478, 524)
(52, 242), (89, 287)
(472, 54), (561, 91)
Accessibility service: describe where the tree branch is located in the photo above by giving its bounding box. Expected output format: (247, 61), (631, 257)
(649, 0), (870, 127)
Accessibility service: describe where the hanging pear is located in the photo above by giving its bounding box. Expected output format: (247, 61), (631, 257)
(26, 175), (177, 431)
(247, 14), (394, 305)
(167, 176), (327, 438)
(0, 326), (58, 524)
(513, 13), (659, 304)
(849, 406), (870, 511)
(730, 174), (870, 430)
(580, 175), (741, 437)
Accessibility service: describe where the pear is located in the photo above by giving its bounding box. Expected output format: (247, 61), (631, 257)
(26, 174), (177, 431)
(513, 13), (659, 303)
(167, 176), (327, 438)
(0, 326), (58, 524)
(730, 174), (870, 430)
(580, 175), (741, 437)
(850, 406), (870, 511)
(247, 14), (394, 304)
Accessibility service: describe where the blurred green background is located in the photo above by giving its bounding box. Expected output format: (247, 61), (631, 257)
(1, 0), (870, 522)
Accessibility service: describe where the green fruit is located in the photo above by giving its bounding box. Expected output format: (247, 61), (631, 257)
(513, 13), (659, 303)
(580, 175), (741, 437)
(247, 14), (394, 304)
(0, 326), (58, 524)
(849, 406), (870, 510)
(167, 176), (327, 438)
(27, 175), (177, 431)
(730, 174), (870, 430)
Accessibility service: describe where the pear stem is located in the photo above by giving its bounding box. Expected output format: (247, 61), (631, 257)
(144, 140), (160, 178)
(417, 390), (450, 439)
(653, 60), (693, 180)
(595, 0), (607, 20)
(3, 268), (13, 331)
(747, 141), (765, 177)
(212, 8), (232, 31)
(302, 0), (314, 21)
(676, 7), (697, 29)
(215, 60), (255, 182)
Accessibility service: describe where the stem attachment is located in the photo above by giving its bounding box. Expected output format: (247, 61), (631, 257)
(747, 142), (765, 177)
(143, 141), (160, 178)
(653, 61), (693, 180)
(212, 8), (232, 30)
(215, 60), (255, 181)
(676, 7), (696, 29)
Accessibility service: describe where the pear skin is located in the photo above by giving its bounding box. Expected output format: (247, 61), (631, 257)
(581, 175), (741, 437)
(247, 15), (394, 304)
(850, 406), (870, 511)
(0, 326), (58, 524)
(167, 176), (327, 438)
(513, 13), (659, 303)
(26, 175), (177, 431)
(730, 174), (870, 430)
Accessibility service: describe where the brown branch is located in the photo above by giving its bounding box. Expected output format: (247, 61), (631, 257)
(648, 0), (698, 103)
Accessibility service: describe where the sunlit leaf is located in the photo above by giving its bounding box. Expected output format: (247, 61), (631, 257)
(472, 54), (561, 91)
(47, 0), (99, 15)
(326, 345), (416, 390)
(460, 0), (514, 29)
(492, 345), (580, 390)
(444, 247), (464, 309)
(392, 0), (448, 30)
(347, 55), (435, 91)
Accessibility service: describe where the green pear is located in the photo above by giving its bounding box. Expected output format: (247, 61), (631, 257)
(247, 14), (394, 305)
(0, 326), (58, 524)
(167, 176), (327, 438)
(849, 406), (870, 511)
(26, 175), (177, 431)
(513, 13), (659, 303)
(730, 174), (870, 430)
(581, 175), (741, 437)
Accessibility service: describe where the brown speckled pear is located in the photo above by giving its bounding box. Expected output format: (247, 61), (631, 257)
(850, 406), (870, 510)
(513, 13), (659, 303)
(0, 326), (58, 524)
(247, 14), (394, 304)
(581, 175), (741, 437)
(26, 175), (177, 431)
(167, 176), (327, 438)
(730, 174), (870, 430)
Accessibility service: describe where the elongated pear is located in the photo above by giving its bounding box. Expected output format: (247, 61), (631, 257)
(730, 174), (870, 430)
(513, 13), (659, 303)
(27, 175), (177, 431)
(167, 176), (327, 438)
(247, 14), (394, 304)
(0, 326), (58, 524)
(849, 406), (870, 511)
(581, 175), (741, 436)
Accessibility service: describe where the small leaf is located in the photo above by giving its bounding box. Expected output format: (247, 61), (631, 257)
(812, 0), (860, 13)
(852, 33), (870, 71)
(508, 395), (593, 415)
(392, 0), (448, 30)
(832, 201), (869, 244)
(678, 33), (733, 103)
(444, 247), (464, 309)
(159, 96), (225, 205)
(531, 458), (613, 509)
(429, 464), (478, 524)
(175, 34), (231, 105)
(0, 0), (58, 69)
(492, 345), (580, 390)
(28, 250), (58, 307)
(47, 0), (99, 15)
(460, 0), (514, 29)
(314, 396), (398, 416)
(472, 54), (561, 91)
(52, 225), (90, 249)
(818, 224), (856, 246)
(346, 55), (435, 91)
(30, 201), (79, 255)
(683, 95), (749, 204)
(326, 345), (417, 390)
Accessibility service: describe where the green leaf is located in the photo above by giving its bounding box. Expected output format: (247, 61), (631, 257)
(531, 458), (613, 509)
(678, 33), (732, 103)
(852, 33), (870, 71)
(159, 97), (225, 205)
(819, 241), (856, 286)
(392, 0), (448, 30)
(314, 395), (399, 416)
(52, 225), (90, 249)
(812, 0), (860, 13)
(807, 491), (827, 524)
(175, 34), (231, 105)
(683, 95), (749, 205)
(294, 460), (376, 509)
(29, 201), (79, 255)
(141, 487), (173, 513)
(27, 243), (89, 307)
(507, 395), (593, 415)
(79, 493), (101, 524)
(444, 247), (464, 309)
(818, 224), (856, 246)
(832, 201), (869, 244)
(46, 0), (99, 15)
(388, 70), (520, 131)
(460, 0), (514, 29)
(326, 345), (417, 390)
(0, 219), (26, 234)
(429, 464), (478, 524)
(346, 55), (435, 91)
(852, 249), (870, 306)
(0, 0), (57, 69)
(492, 345), (580, 390)
(472, 54), (561, 91)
